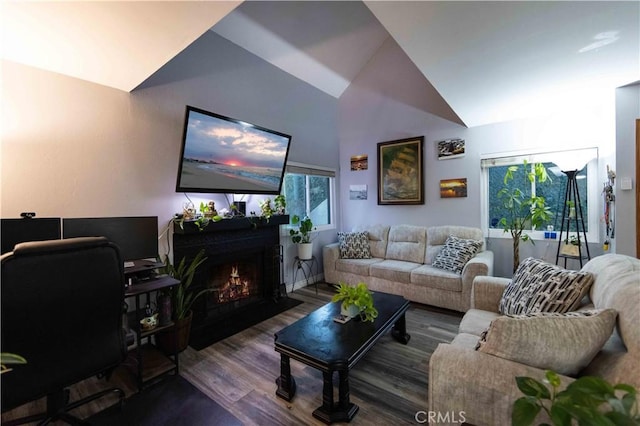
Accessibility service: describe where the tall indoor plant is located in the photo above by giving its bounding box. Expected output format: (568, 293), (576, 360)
(290, 215), (314, 260)
(156, 249), (210, 353)
(497, 161), (552, 273)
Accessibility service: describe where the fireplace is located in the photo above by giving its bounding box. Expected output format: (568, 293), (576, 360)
(173, 215), (294, 349)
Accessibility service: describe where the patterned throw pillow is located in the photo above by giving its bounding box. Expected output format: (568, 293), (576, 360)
(499, 257), (594, 315)
(432, 235), (483, 274)
(476, 309), (617, 376)
(337, 232), (371, 259)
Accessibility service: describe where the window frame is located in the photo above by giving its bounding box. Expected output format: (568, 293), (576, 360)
(282, 161), (336, 234)
(480, 147), (599, 243)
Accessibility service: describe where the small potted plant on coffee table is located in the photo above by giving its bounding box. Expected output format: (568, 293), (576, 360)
(332, 281), (378, 322)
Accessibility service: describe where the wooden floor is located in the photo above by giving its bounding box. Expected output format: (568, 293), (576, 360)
(2, 284), (463, 425)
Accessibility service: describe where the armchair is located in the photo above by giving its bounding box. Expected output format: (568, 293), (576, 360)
(1, 237), (127, 424)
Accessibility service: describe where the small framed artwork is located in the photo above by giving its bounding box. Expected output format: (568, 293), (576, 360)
(440, 178), (468, 198)
(349, 184), (368, 200)
(377, 136), (424, 205)
(437, 138), (465, 160)
(350, 155), (368, 171)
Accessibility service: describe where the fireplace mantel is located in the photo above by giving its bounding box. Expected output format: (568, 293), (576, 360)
(173, 214), (290, 349)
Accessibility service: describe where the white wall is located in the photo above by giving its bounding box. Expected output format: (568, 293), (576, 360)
(615, 84), (640, 257)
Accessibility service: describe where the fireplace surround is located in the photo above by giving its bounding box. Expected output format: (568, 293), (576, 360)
(173, 215), (298, 349)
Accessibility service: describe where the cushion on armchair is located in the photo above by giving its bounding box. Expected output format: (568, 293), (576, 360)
(476, 309), (617, 376)
(499, 257), (593, 315)
(432, 235), (483, 274)
(337, 231), (371, 259)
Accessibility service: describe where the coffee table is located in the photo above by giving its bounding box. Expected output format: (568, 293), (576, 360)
(274, 291), (410, 424)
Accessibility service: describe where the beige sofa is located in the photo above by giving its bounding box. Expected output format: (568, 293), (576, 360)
(429, 254), (640, 425)
(323, 225), (493, 312)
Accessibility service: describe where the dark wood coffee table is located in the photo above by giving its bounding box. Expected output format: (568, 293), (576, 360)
(274, 291), (410, 424)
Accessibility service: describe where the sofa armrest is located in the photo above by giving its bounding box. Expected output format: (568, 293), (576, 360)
(322, 243), (340, 277)
(471, 275), (511, 312)
(460, 250), (494, 303)
(428, 343), (573, 426)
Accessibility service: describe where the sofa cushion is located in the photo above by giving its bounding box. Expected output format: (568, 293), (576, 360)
(335, 258), (383, 276)
(426, 226), (485, 264)
(432, 235), (483, 274)
(385, 225), (426, 264)
(411, 265), (463, 292)
(353, 224), (390, 259)
(370, 259), (420, 284)
(337, 231), (371, 259)
(499, 257), (594, 315)
(476, 309), (617, 376)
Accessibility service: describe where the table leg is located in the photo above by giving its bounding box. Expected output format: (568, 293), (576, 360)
(275, 354), (296, 401)
(313, 370), (359, 424)
(392, 313), (411, 344)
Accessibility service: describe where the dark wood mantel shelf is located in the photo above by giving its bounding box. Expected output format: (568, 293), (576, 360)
(173, 214), (289, 234)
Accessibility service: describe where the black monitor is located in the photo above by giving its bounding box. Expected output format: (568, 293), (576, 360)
(1, 218), (62, 254)
(62, 217), (159, 267)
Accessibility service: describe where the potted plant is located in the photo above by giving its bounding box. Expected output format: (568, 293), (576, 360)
(274, 194), (286, 215)
(155, 249), (211, 354)
(560, 234), (581, 256)
(289, 215), (315, 260)
(497, 161), (553, 273)
(513, 370), (639, 426)
(331, 282), (378, 322)
(259, 198), (274, 222)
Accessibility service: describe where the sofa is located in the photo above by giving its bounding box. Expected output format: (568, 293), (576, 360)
(429, 254), (640, 425)
(323, 225), (494, 312)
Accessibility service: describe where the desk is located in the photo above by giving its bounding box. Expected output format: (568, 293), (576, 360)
(292, 256), (318, 294)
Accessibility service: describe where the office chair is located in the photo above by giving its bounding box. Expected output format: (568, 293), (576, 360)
(1, 237), (127, 425)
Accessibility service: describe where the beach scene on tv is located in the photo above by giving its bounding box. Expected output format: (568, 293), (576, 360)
(178, 111), (291, 193)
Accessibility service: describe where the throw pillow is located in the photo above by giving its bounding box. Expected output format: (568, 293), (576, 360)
(432, 235), (483, 274)
(476, 309), (617, 376)
(499, 257), (594, 315)
(337, 232), (371, 259)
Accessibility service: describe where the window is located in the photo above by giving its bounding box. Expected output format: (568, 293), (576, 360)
(481, 148), (598, 242)
(283, 163), (335, 231)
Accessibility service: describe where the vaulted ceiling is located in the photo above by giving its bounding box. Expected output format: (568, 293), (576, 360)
(2, 1), (638, 127)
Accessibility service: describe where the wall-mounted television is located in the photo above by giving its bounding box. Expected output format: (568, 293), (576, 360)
(175, 106), (292, 195)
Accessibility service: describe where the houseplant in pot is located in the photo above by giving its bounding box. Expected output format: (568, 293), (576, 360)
(155, 249), (210, 354)
(331, 282), (378, 322)
(290, 215), (315, 260)
(497, 161), (553, 273)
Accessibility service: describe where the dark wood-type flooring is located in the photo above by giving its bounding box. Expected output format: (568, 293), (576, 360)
(1, 283), (462, 425)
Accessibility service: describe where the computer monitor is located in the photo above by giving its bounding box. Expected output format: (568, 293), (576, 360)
(1, 218), (62, 254)
(62, 216), (159, 266)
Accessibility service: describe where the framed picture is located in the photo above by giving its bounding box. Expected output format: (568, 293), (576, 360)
(350, 154), (368, 171)
(440, 178), (468, 198)
(437, 138), (465, 160)
(349, 184), (368, 200)
(377, 136), (424, 205)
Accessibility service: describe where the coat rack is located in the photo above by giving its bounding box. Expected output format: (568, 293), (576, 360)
(555, 169), (591, 267)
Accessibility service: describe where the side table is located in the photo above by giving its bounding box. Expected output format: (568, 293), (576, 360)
(292, 256), (318, 294)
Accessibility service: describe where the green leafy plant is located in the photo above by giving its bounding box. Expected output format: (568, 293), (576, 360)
(161, 249), (211, 320)
(513, 370), (639, 426)
(1, 353), (26, 374)
(331, 282), (378, 322)
(274, 194), (286, 215)
(497, 161), (553, 273)
(289, 215), (314, 244)
(259, 198), (274, 221)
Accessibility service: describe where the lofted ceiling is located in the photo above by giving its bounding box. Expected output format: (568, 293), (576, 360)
(2, 1), (638, 127)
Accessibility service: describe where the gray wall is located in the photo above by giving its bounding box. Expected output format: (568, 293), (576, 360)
(1, 31), (339, 286)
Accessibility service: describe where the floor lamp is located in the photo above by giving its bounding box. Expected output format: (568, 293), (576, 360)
(555, 169), (591, 267)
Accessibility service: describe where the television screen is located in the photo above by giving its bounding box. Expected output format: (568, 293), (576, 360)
(62, 216), (158, 264)
(1, 218), (62, 254)
(176, 106), (292, 195)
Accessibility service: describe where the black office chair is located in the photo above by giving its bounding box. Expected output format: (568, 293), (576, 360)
(1, 237), (127, 425)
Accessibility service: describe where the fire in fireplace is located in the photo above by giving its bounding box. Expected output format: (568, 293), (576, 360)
(211, 263), (257, 304)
